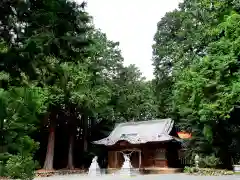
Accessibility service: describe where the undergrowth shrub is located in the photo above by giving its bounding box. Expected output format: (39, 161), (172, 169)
(0, 161), (6, 176)
(199, 155), (220, 168)
(184, 166), (233, 176)
(5, 136), (40, 179)
(5, 154), (38, 180)
(0, 152), (11, 176)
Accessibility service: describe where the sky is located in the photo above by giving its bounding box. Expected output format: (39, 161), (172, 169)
(80, 0), (181, 80)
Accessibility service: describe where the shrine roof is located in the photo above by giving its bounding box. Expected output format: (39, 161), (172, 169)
(93, 118), (174, 146)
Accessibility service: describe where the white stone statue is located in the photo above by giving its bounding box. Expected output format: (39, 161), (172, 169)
(92, 156), (98, 163)
(124, 154), (130, 162)
(88, 156), (101, 176)
(119, 153), (132, 176)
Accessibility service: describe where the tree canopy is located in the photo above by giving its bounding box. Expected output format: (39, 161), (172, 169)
(2, 0), (240, 178)
(153, 0), (240, 167)
(0, 0), (158, 177)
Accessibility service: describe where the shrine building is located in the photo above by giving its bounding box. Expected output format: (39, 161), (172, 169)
(93, 118), (185, 173)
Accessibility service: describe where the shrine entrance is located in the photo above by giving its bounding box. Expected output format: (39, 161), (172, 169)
(116, 149), (142, 169)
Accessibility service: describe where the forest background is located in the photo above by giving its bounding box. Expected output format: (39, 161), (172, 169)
(1, 0), (240, 178)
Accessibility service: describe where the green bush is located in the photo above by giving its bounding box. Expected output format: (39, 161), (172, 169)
(0, 161), (6, 176)
(199, 155), (220, 168)
(0, 152), (11, 176)
(184, 166), (233, 176)
(184, 166), (198, 173)
(0, 152), (11, 162)
(5, 154), (38, 180)
(2, 136), (40, 179)
(17, 136), (40, 156)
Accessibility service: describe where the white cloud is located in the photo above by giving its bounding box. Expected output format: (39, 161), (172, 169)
(77, 0), (181, 80)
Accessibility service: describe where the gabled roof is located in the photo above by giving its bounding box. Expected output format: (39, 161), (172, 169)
(93, 118), (174, 146)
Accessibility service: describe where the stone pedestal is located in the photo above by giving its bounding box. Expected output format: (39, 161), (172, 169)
(88, 156), (101, 176)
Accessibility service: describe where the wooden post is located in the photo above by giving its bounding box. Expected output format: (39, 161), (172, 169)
(139, 150), (142, 168)
(115, 151), (118, 168)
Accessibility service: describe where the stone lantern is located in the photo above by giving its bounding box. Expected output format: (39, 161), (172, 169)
(194, 154), (199, 168)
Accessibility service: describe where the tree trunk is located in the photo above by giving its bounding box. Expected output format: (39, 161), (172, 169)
(83, 115), (88, 152)
(43, 127), (55, 170)
(67, 135), (74, 169)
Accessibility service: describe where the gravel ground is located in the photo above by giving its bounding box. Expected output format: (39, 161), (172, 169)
(35, 174), (240, 180)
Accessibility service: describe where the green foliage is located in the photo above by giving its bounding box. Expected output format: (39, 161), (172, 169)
(5, 154), (38, 180)
(173, 12), (240, 154)
(184, 166), (233, 176)
(1, 87), (47, 154)
(112, 65), (158, 122)
(17, 136), (40, 156)
(0, 0), (159, 175)
(199, 155), (221, 168)
(184, 166), (198, 173)
(153, 0), (240, 167)
(0, 160), (6, 176)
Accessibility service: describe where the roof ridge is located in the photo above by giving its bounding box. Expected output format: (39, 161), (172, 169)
(116, 118), (172, 127)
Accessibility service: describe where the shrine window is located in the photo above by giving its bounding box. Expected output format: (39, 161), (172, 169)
(155, 148), (166, 160)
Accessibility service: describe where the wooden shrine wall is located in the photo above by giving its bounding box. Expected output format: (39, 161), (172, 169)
(108, 151), (124, 168)
(142, 144), (168, 168)
(107, 142), (172, 169)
